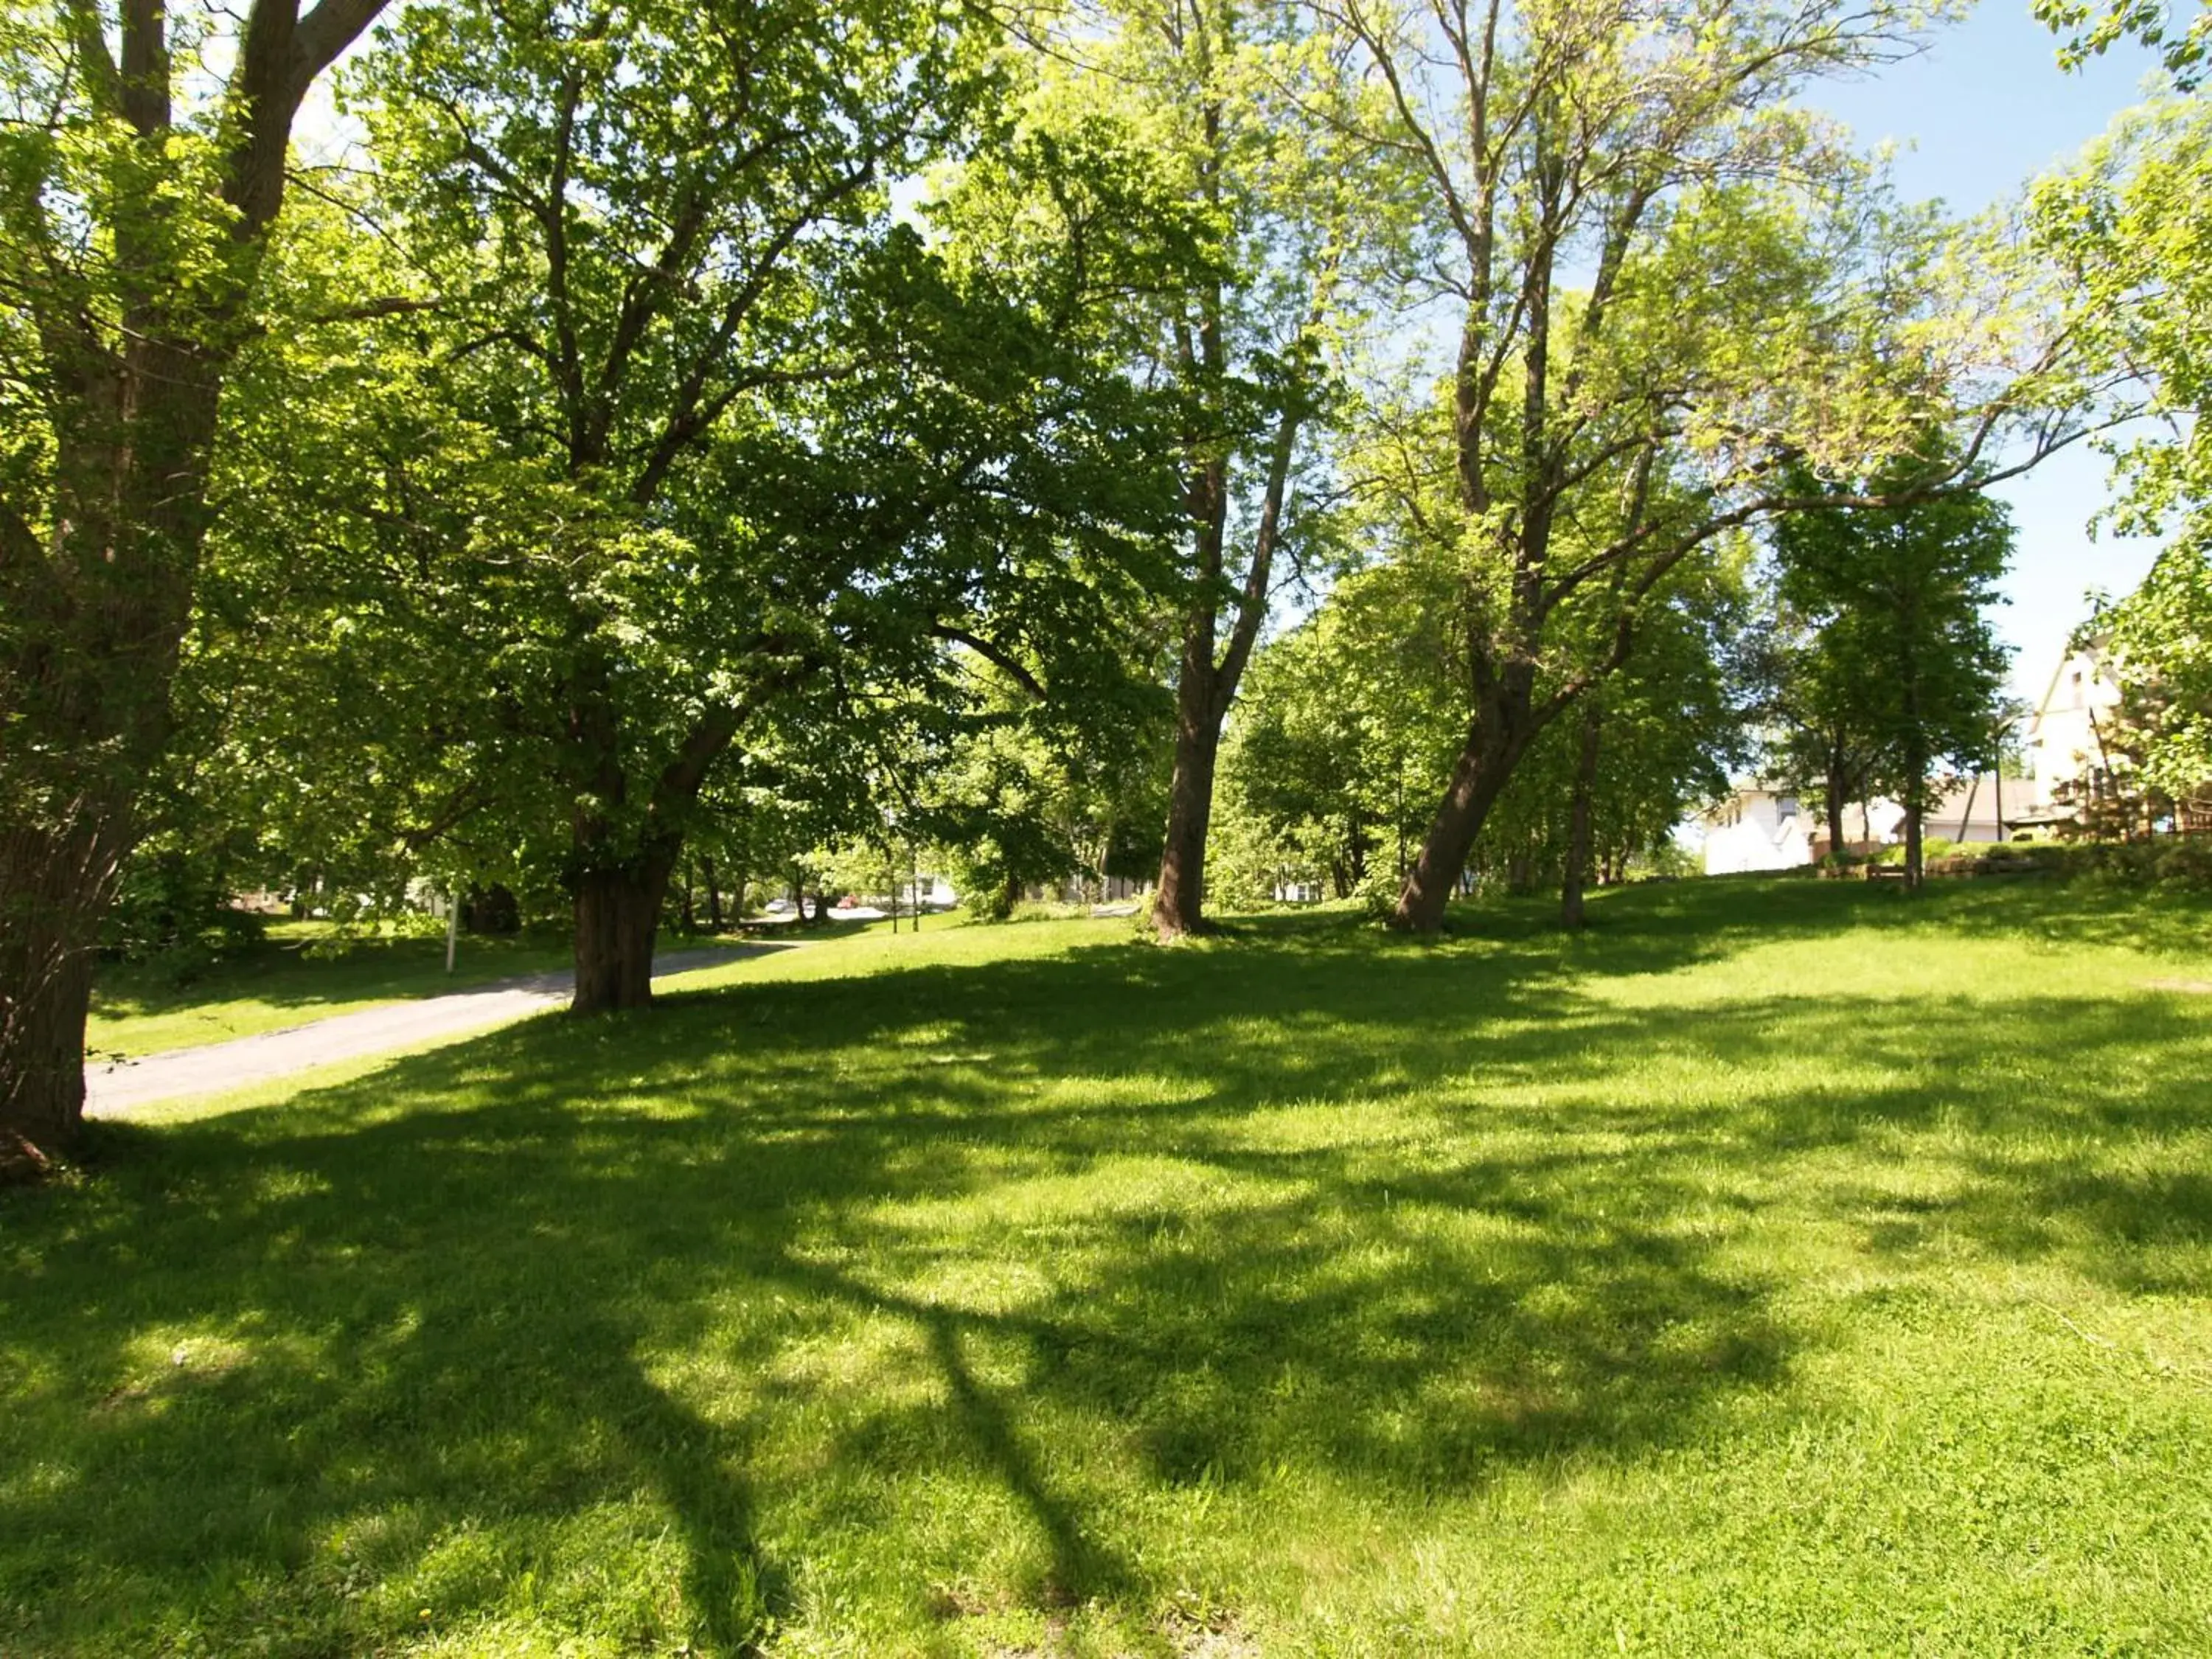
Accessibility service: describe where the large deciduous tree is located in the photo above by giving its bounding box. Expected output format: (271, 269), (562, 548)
(198, 0), (1178, 1009)
(347, 0), (1004, 1012)
(0, 0), (390, 1166)
(1321, 0), (2090, 933)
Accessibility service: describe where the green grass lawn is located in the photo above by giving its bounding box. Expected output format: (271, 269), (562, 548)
(83, 922), (583, 1060)
(6, 877), (2211, 1656)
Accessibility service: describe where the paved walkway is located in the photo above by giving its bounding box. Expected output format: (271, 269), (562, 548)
(86, 945), (779, 1117)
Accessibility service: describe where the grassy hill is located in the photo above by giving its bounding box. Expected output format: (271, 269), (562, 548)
(6, 877), (2209, 1656)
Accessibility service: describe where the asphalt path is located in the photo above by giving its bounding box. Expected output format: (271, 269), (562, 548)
(86, 945), (781, 1118)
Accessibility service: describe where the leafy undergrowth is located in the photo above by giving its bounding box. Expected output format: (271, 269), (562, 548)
(7, 878), (2211, 1656)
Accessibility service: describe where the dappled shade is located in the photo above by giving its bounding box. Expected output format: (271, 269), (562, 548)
(4, 879), (2210, 1655)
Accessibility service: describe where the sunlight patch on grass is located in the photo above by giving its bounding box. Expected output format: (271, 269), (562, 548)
(8, 878), (2212, 1655)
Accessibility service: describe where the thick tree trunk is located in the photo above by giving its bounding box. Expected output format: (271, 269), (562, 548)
(1392, 690), (1534, 933)
(1154, 706), (1222, 938)
(1, 380), (212, 1160)
(0, 0), (390, 1172)
(1392, 739), (1520, 931)
(571, 852), (676, 1015)
(1561, 703), (1603, 929)
(0, 821), (115, 1169)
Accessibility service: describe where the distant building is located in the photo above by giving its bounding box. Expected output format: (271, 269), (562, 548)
(1703, 787), (1816, 874)
(2020, 639), (2126, 830)
(1703, 779), (2013, 873)
(1922, 775), (2017, 844)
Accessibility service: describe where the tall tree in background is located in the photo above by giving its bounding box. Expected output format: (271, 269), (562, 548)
(1323, 0), (2091, 933)
(1213, 556), (1465, 903)
(0, 0), (391, 1165)
(1017, 2), (1402, 938)
(1547, 548), (1752, 925)
(1773, 451), (2014, 888)
(1757, 593), (1889, 863)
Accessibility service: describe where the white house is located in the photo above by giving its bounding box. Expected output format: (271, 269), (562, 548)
(2022, 639), (2126, 827)
(1925, 774), (2017, 843)
(1702, 787), (1817, 874)
(1702, 783), (2004, 872)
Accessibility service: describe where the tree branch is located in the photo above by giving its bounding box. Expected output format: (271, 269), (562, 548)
(931, 625), (1046, 700)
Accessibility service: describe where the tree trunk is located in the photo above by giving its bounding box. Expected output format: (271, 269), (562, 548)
(1902, 735), (1930, 891)
(1392, 691), (1534, 933)
(571, 852), (676, 1014)
(0, 0), (392, 1171)
(1153, 700), (1222, 938)
(1, 339), (220, 1158)
(0, 818), (116, 1168)
(701, 856), (723, 931)
(1560, 703), (1603, 929)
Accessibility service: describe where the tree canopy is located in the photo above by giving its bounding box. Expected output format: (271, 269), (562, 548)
(2034, 94), (2212, 806)
(0, 0), (2174, 1165)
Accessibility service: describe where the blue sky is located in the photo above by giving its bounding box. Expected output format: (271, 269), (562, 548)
(1810, 4), (2171, 701)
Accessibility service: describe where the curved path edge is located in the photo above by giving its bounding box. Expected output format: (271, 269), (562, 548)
(86, 945), (784, 1118)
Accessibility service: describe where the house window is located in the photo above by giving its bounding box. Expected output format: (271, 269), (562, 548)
(1777, 796), (1799, 817)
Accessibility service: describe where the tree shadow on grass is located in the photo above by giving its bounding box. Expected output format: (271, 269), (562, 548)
(4, 895), (2208, 1652)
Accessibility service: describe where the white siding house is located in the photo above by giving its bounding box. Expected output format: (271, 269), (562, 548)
(1703, 788), (1816, 874)
(2023, 641), (2126, 826)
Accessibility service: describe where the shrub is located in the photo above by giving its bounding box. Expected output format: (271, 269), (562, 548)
(1923, 838), (2212, 888)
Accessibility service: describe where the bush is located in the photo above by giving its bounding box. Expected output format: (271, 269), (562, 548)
(1354, 866), (1402, 921)
(1922, 838), (2212, 888)
(102, 844), (267, 982)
